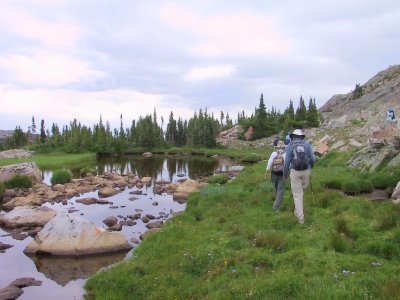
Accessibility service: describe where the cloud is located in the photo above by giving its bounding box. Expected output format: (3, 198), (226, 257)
(0, 49), (106, 87)
(0, 2), (84, 49)
(184, 65), (235, 81)
(0, 85), (195, 130)
(159, 3), (291, 56)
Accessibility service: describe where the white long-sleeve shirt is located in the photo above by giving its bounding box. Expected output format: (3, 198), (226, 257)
(266, 150), (285, 171)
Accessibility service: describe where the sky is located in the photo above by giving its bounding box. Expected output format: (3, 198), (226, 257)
(0, 0), (399, 131)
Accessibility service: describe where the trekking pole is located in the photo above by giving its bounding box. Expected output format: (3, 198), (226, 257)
(309, 175), (317, 221)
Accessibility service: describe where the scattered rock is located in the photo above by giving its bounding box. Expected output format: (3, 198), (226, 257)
(76, 197), (98, 205)
(146, 220), (163, 229)
(98, 187), (120, 198)
(140, 228), (161, 240)
(2, 193), (42, 211)
(0, 277), (42, 300)
(103, 216), (118, 227)
(0, 206), (57, 229)
(0, 242), (14, 251)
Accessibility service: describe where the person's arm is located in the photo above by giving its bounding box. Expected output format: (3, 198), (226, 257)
(306, 142), (316, 168)
(283, 144), (292, 178)
(266, 151), (276, 171)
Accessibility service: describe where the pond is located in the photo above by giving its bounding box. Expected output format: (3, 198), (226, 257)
(0, 155), (238, 300)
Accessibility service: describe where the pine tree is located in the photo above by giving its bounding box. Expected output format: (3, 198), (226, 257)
(40, 119), (46, 143)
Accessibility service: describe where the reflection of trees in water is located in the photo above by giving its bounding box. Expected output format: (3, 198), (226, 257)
(96, 155), (221, 181)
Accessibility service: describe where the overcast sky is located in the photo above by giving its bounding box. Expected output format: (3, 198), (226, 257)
(0, 0), (399, 131)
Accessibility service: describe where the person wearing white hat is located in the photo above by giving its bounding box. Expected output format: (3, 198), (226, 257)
(283, 129), (315, 224)
(265, 141), (286, 212)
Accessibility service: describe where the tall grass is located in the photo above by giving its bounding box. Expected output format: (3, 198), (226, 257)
(0, 152), (96, 169)
(85, 151), (400, 299)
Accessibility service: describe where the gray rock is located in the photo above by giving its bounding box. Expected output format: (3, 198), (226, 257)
(146, 220), (163, 229)
(0, 162), (42, 183)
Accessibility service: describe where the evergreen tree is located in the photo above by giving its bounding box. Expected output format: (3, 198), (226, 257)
(165, 111), (178, 145)
(40, 119), (46, 143)
(306, 97), (320, 127)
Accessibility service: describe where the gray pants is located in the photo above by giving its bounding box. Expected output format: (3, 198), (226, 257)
(271, 172), (285, 210)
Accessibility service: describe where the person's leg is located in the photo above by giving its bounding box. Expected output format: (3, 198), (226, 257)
(290, 169), (304, 224)
(301, 169), (311, 190)
(273, 176), (284, 211)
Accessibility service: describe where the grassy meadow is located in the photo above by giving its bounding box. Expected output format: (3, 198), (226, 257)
(0, 152), (96, 169)
(85, 151), (400, 299)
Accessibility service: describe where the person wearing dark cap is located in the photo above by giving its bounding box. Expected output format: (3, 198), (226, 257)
(283, 129), (315, 224)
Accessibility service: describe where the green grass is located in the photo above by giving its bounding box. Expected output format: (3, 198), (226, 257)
(85, 151), (400, 300)
(0, 152), (96, 169)
(50, 169), (72, 185)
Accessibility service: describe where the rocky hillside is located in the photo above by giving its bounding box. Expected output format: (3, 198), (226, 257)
(320, 64), (400, 136)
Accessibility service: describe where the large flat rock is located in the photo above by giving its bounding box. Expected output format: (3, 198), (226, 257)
(0, 206), (57, 228)
(24, 212), (132, 256)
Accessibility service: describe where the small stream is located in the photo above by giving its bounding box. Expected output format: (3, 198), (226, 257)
(0, 155), (237, 300)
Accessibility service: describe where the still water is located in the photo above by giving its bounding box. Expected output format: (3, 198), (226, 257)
(0, 155), (236, 300)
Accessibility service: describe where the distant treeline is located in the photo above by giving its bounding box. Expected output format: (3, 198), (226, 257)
(2, 94), (321, 153)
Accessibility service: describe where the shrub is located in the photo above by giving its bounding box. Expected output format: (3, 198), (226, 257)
(51, 169), (72, 185)
(342, 181), (361, 195)
(356, 179), (374, 193)
(5, 175), (33, 189)
(207, 174), (231, 185)
(80, 167), (97, 177)
(330, 234), (348, 253)
(371, 172), (400, 190)
(321, 179), (342, 189)
(241, 153), (263, 163)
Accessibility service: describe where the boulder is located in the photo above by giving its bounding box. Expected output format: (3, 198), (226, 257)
(140, 177), (152, 185)
(176, 179), (202, 194)
(314, 143), (329, 157)
(0, 162), (42, 183)
(391, 181), (400, 200)
(0, 206), (57, 228)
(0, 149), (34, 158)
(244, 126), (254, 141)
(349, 139), (363, 148)
(2, 193), (43, 211)
(142, 152), (153, 158)
(24, 212), (132, 256)
(98, 187), (119, 198)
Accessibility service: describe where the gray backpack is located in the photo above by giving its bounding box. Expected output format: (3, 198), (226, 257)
(292, 141), (309, 171)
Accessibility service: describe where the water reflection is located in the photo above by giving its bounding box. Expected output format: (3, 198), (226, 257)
(27, 252), (127, 286)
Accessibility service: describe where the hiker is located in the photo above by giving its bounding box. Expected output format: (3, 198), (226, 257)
(386, 108), (395, 125)
(284, 132), (291, 145)
(265, 141), (286, 212)
(273, 136), (279, 147)
(283, 129), (315, 224)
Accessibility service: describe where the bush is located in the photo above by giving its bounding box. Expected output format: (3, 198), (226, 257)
(356, 179), (374, 193)
(207, 174), (231, 185)
(321, 179), (342, 189)
(5, 175), (33, 189)
(51, 169), (72, 185)
(342, 181), (361, 195)
(80, 167), (97, 177)
(371, 171), (400, 190)
(242, 153), (263, 163)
